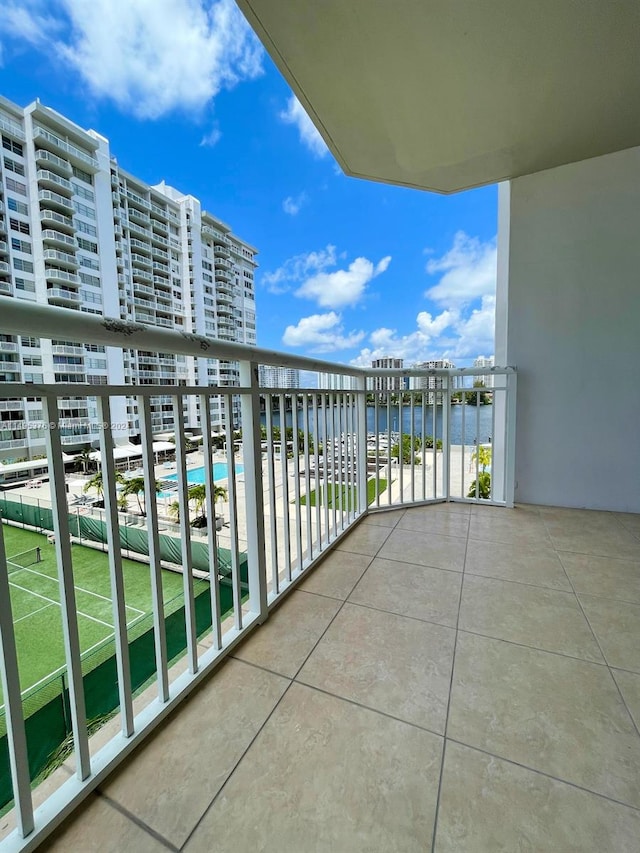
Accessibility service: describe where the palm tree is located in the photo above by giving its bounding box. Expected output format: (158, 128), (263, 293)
(168, 484), (227, 526)
(77, 447), (94, 474)
(121, 476), (161, 515)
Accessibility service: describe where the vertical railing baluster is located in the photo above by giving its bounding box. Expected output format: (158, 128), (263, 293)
(475, 389), (481, 500)
(356, 376), (368, 517)
(421, 390), (427, 501)
(312, 393), (322, 553)
(224, 395), (243, 628)
(410, 389), (415, 504)
(265, 395), (279, 595)
(0, 524), (33, 837)
(139, 395), (169, 701)
(291, 393), (304, 571)
(505, 371), (517, 507)
(461, 390), (467, 501)
(374, 388), (380, 508)
(97, 395), (133, 736)
(199, 394), (222, 650)
(302, 393), (312, 562)
(442, 375), (450, 501)
(320, 392), (330, 547)
(278, 392), (291, 582)
(238, 362), (268, 619)
(386, 391), (392, 506)
(328, 391), (337, 536)
(173, 393), (198, 671)
(432, 390), (438, 499)
(336, 391), (344, 530)
(42, 393), (90, 780)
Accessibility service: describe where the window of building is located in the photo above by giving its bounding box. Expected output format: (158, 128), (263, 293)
(79, 256), (100, 271)
(79, 272), (100, 287)
(71, 165), (93, 185)
(13, 258), (34, 273)
(3, 157), (25, 176)
(22, 356), (42, 367)
(9, 218), (30, 235)
(86, 358), (107, 369)
(75, 220), (97, 237)
(5, 177), (27, 196)
(2, 136), (23, 156)
(7, 197), (28, 216)
(73, 201), (95, 219)
(15, 280), (36, 294)
(72, 183), (95, 202)
(11, 238), (31, 254)
(76, 237), (98, 253)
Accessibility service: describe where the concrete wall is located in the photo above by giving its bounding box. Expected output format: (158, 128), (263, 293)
(497, 148), (640, 512)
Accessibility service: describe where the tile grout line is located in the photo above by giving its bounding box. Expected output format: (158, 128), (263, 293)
(540, 513), (640, 741)
(446, 737), (640, 814)
(94, 790), (180, 852)
(429, 513), (472, 853)
(178, 529), (395, 850)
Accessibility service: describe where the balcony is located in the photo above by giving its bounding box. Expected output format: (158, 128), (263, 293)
(39, 210), (74, 231)
(36, 170), (73, 195)
(41, 230), (76, 249)
(47, 287), (81, 305)
(0, 299), (636, 853)
(42, 249), (78, 269)
(45, 268), (79, 286)
(38, 189), (74, 214)
(35, 150), (72, 174)
(33, 127), (98, 170)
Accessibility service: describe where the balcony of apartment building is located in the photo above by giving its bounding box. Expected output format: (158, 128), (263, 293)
(1, 5), (639, 851)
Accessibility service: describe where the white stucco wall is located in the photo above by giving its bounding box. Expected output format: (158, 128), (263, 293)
(497, 148), (640, 512)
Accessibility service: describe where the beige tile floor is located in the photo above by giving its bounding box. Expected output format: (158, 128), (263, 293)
(38, 503), (640, 852)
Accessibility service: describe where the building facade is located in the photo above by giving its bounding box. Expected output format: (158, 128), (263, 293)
(0, 96), (257, 464)
(473, 355), (495, 388)
(370, 357), (404, 392)
(258, 365), (300, 389)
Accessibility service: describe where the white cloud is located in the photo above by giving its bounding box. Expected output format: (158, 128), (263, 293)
(282, 312), (365, 353)
(282, 192), (308, 216)
(296, 254), (391, 309)
(262, 245), (338, 294)
(200, 126), (222, 147)
(0, 1), (60, 45)
(279, 95), (329, 158)
(351, 309), (458, 367)
(425, 231), (496, 307)
(0, 0), (263, 119)
(449, 295), (496, 358)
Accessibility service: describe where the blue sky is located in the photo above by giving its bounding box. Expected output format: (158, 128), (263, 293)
(0, 0), (497, 367)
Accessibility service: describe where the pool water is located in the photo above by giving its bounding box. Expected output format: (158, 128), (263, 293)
(159, 462), (243, 497)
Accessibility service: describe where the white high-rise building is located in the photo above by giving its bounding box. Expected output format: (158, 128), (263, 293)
(409, 359), (457, 403)
(473, 355), (495, 387)
(258, 366), (300, 388)
(0, 95), (257, 463)
(371, 357), (404, 392)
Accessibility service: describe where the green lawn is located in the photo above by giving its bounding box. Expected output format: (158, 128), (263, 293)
(300, 478), (388, 509)
(2, 524), (208, 698)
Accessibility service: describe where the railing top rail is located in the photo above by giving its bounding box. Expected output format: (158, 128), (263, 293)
(0, 298), (362, 378)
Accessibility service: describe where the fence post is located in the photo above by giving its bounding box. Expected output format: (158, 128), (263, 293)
(504, 370), (518, 507)
(355, 375), (368, 516)
(442, 374), (451, 501)
(0, 520), (34, 836)
(239, 360), (268, 622)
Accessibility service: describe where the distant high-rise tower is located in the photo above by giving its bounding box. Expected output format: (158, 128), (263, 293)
(371, 357), (404, 392)
(473, 355), (495, 387)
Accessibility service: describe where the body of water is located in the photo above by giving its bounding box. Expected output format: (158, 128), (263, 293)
(261, 403), (495, 447)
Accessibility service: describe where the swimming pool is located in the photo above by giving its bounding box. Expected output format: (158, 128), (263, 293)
(159, 462), (243, 496)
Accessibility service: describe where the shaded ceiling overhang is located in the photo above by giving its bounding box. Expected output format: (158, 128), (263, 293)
(238, 0), (640, 193)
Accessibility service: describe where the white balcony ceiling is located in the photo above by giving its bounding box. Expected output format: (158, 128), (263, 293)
(238, 0), (640, 193)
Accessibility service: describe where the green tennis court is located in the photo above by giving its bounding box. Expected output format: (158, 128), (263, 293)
(1, 524), (208, 698)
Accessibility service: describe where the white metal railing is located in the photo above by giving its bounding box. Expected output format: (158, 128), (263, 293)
(0, 297), (515, 851)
